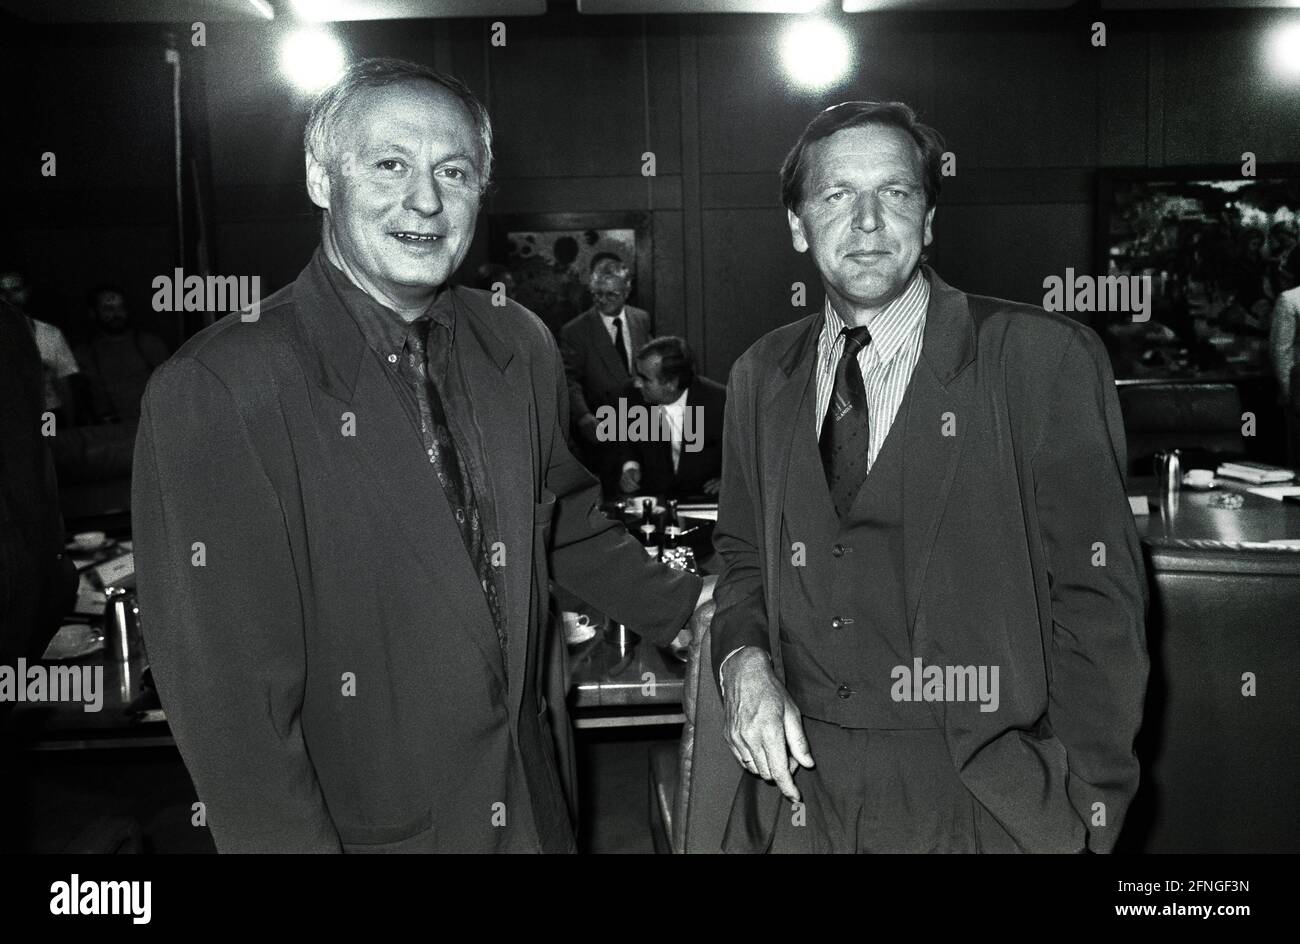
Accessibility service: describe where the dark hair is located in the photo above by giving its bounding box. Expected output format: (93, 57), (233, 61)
(589, 251), (623, 273)
(304, 57), (494, 192)
(780, 101), (945, 213)
(87, 283), (126, 308)
(637, 335), (695, 391)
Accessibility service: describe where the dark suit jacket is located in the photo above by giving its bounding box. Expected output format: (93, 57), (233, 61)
(619, 376), (726, 498)
(710, 267), (1149, 853)
(132, 254), (701, 853)
(560, 305), (652, 425)
(0, 301), (76, 672)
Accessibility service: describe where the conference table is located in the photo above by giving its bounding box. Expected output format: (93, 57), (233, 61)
(1131, 475), (1300, 548)
(11, 480), (1300, 748)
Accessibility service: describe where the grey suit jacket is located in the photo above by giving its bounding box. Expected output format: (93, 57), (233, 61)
(709, 267), (1149, 853)
(132, 252), (701, 853)
(559, 305), (653, 426)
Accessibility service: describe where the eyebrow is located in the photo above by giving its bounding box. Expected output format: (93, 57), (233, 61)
(359, 143), (480, 167)
(437, 151), (481, 167)
(813, 173), (920, 191)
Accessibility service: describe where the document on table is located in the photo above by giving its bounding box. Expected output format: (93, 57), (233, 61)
(1246, 485), (1300, 501)
(1128, 496), (1150, 516)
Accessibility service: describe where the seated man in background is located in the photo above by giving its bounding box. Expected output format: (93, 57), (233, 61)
(618, 336), (725, 500)
(74, 284), (170, 427)
(1, 270), (83, 427)
(560, 258), (653, 494)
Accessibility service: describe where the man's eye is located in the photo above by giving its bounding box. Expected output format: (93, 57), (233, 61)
(439, 167), (468, 181)
(883, 188), (911, 199)
(826, 190), (848, 203)
(376, 159), (405, 172)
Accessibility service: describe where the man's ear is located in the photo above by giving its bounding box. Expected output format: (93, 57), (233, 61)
(923, 205), (936, 248)
(788, 208), (809, 254)
(305, 151), (331, 211)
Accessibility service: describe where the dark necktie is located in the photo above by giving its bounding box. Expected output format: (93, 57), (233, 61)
(611, 316), (629, 371)
(819, 325), (873, 518)
(407, 318), (507, 670)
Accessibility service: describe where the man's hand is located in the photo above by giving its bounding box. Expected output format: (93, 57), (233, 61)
(620, 462), (642, 495)
(577, 413), (601, 445)
(720, 647), (814, 802)
(702, 477), (721, 496)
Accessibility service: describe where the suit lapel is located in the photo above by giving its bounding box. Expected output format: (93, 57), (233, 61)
(902, 268), (977, 637)
(630, 308), (650, 358)
(454, 296), (536, 719)
(760, 313), (823, 677)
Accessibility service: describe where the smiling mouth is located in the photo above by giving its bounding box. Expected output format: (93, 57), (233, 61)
(391, 232), (443, 244)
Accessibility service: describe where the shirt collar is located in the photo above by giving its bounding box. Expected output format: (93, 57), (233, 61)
(663, 385), (689, 412)
(822, 267), (929, 366)
(600, 307), (627, 327)
(318, 251), (456, 359)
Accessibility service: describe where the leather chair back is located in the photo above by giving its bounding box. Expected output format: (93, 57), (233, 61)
(1118, 382), (1245, 475)
(676, 619), (743, 853)
(1121, 542), (1300, 852)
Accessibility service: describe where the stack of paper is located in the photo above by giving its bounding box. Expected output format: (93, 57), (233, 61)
(1216, 461), (1296, 485)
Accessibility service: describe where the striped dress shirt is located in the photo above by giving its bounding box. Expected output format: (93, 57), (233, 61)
(814, 268), (929, 472)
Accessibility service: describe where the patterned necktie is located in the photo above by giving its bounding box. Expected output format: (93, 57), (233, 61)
(819, 325), (873, 518)
(611, 316), (629, 371)
(407, 318), (508, 670)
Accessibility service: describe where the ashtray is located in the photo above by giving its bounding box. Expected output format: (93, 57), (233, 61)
(1209, 492), (1245, 510)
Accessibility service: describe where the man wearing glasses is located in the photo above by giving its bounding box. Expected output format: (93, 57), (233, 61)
(561, 259), (654, 494)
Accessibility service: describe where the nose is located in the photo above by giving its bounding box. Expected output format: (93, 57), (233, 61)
(405, 168), (443, 216)
(851, 192), (881, 233)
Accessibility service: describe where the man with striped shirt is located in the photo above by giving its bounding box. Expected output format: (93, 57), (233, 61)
(708, 102), (1147, 853)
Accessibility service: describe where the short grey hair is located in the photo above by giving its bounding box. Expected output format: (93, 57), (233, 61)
(590, 258), (632, 286)
(303, 57), (494, 192)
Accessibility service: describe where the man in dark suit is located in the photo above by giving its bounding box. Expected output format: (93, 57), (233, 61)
(710, 102), (1147, 853)
(132, 58), (710, 853)
(617, 336), (725, 500)
(0, 299), (78, 851)
(560, 260), (653, 493)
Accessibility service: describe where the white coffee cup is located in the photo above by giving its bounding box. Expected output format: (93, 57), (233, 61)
(1184, 469), (1214, 488)
(73, 531), (107, 551)
(561, 611), (596, 644)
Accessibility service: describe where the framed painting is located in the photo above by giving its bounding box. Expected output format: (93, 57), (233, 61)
(1095, 165), (1300, 381)
(488, 211), (653, 336)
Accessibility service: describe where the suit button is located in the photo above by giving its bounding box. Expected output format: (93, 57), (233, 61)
(836, 684), (852, 699)
(832, 544), (847, 557)
(831, 617), (843, 629)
